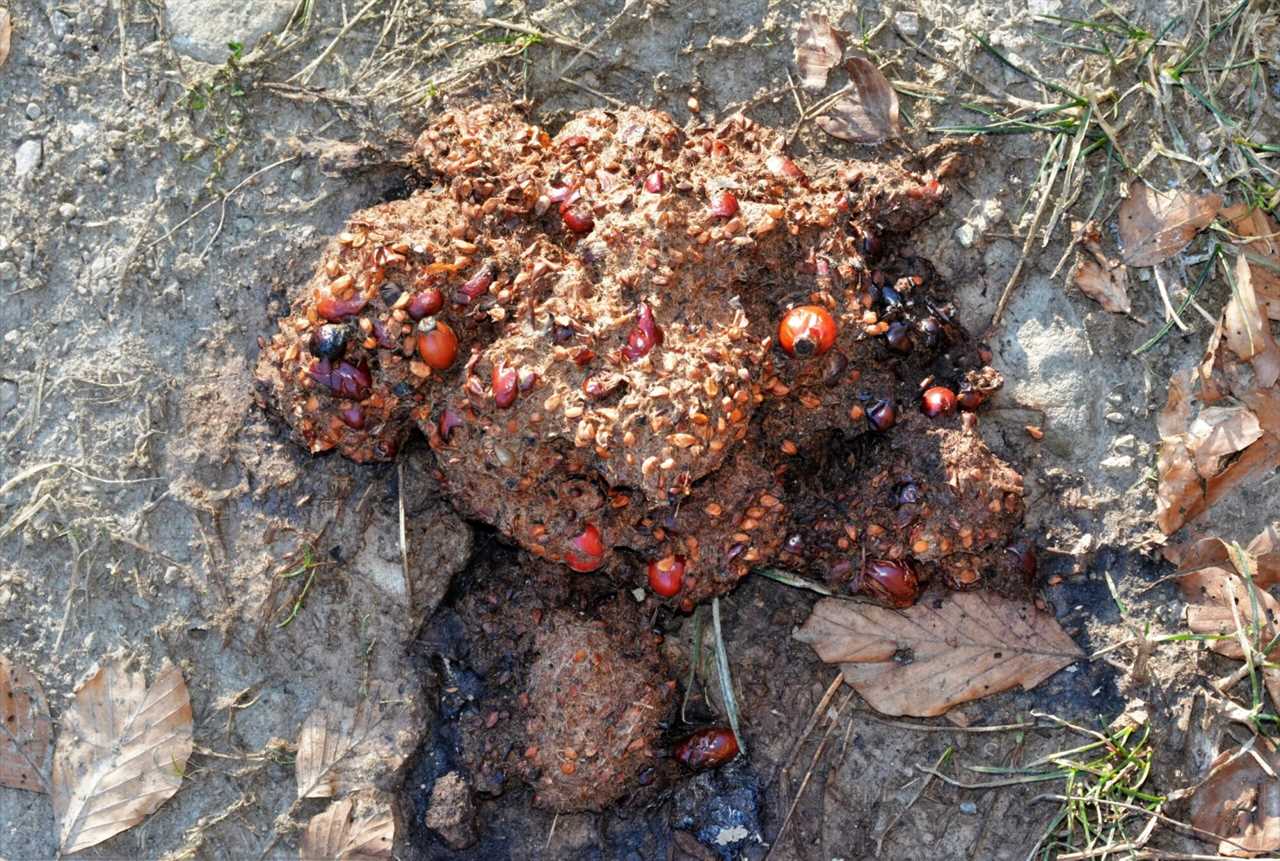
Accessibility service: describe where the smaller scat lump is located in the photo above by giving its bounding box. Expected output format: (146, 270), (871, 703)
(524, 611), (674, 811)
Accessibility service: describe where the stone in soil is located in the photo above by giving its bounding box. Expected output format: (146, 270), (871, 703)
(164, 0), (297, 63)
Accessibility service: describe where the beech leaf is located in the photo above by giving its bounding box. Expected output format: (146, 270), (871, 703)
(0, 654), (52, 793)
(1072, 220), (1130, 313)
(816, 57), (901, 144)
(0, 9), (11, 69)
(51, 659), (194, 854)
(1190, 743), (1280, 857)
(1117, 181), (1221, 266)
(1226, 254), (1280, 388)
(1187, 405), (1264, 479)
(301, 796), (395, 860)
(794, 12), (843, 92)
(1226, 206), (1280, 321)
(296, 682), (413, 799)
(794, 592), (1082, 717)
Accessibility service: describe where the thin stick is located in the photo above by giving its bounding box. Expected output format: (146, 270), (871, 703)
(553, 0), (640, 81)
(148, 156), (298, 250)
(397, 461), (412, 616)
(768, 671), (844, 789)
(711, 597), (746, 755)
(990, 136), (1066, 331)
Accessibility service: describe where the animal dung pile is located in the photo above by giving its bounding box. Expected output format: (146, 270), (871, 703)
(258, 103), (1031, 812)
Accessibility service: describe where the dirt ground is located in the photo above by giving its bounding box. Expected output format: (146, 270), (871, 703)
(1, 0), (1276, 858)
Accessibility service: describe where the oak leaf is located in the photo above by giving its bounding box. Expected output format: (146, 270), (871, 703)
(794, 592), (1082, 717)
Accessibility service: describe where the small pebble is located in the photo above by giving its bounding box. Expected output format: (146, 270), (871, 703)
(25, 103), (43, 121)
(58, 203), (78, 220)
(14, 139), (42, 178)
(1105, 411), (1125, 425)
(960, 801), (978, 815)
(894, 11), (920, 36)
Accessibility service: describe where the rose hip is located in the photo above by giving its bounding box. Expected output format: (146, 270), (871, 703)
(622, 303), (663, 361)
(647, 555), (686, 597)
(674, 727), (739, 770)
(565, 524), (605, 572)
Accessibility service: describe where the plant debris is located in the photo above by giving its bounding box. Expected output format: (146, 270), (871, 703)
(1189, 740), (1280, 857)
(1071, 220), (1130, 314)
(0, 655), (51, 794)
(1117, 181), (1222, 267)
(1156, 238), (1280, 534)
(0, 9), (11, 70)
(794, 12), (843, 92)
(794, 591), (1082, 717)
(300, 794), (396, 860)
(50, 659), (193, 854)
(816, 58), (902, 144)
(295, 681), (416, 800)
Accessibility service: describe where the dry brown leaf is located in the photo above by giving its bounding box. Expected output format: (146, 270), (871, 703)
(1226, 254), (1280, 388)
(794, 12), (843, 92)
(816, 57), (901, 144)
(51, 659), (193, 854)
(1178, 565), (1279, 662)
(1117, 181), (1222, 267)
(1187, 405), (1264, 478)
(301, 796), (395, 860)
(793, 592), (1082, 717)
(0, 655), (52, 793)
(1190, 742), (1280, 857)
(1156, 369), (1203, 535)
(1072, 220), (1130, 313)
(1248, 522), (1280, 587)
(296, 681), (414, 799)
(1227, 207), (1280, 321)
(0, 9), (11, 69)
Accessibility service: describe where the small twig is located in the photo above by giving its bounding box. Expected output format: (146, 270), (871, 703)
(557, 75), (626, 108)
(989, 136), (1066, 331)
(877, 746), (953, 854)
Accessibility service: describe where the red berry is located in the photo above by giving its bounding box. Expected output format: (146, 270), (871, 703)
(921, 386), (957, 418)
(559, 201), (595, 234)
(622, 303), (664, 361)
(407, 288), (444, 320)
(492, 362), (518, 409)
(316, 295), (368, 322)
(415, 318), (459, 370)
(438, 408), (464, 442)
(957, 388), (984, 411)
(674, 727), (739, 770)
(643, 170), (666, 193)
(708, 190), (738, 218)
(778, 305), (837, 358)
(310, 359), (372, 401)
(565, 524), (605, 572)
(647, 555), (686, 597)
(858, 559), (920, 608)
(560, 134), (590, 149)
(867, 399), (897, 432)
(455, 262), (496, 305)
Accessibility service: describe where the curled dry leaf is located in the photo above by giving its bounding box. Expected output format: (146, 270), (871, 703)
(794, 592), (1082, 717)
(816, 57), (901, 144)
(1155, 250), (1280, 535)
(0, 9), (10, 69)
(1249, 522), (1280, 587)
(51, 659), (193, 854)
(296, 681), (416, 799)
(1072, 220), (1130, 313)
(0, 654), (52, 793)
(1190, 741), (1280, 857)
(1226, 206), (1280, 321)
(301, 795), (395, 860)
(794, 12), (843, 92)
(1226, 253), (1280, 388)
(1117, 180), (1222, 267)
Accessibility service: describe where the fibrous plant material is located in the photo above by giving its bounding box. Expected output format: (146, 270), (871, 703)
(258, 103), (1027, 610)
